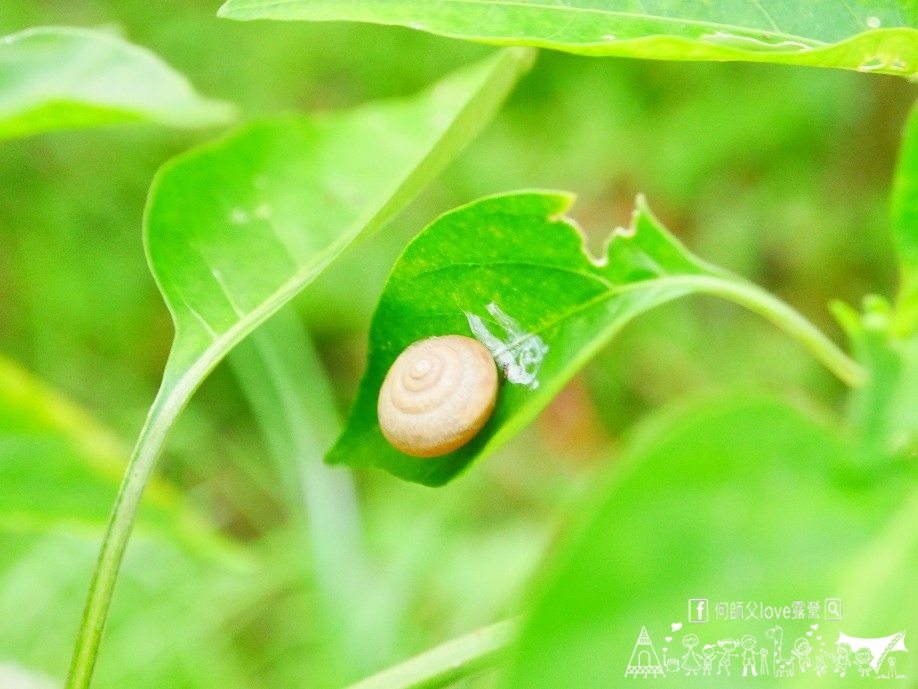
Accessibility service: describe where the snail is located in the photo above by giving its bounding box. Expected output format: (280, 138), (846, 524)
(378, 334), (498, 457)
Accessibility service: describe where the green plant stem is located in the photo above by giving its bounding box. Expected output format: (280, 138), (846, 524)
(644, 274), (868, 388)
(341, 618), (518, 689)
(64, 381), (186, 689)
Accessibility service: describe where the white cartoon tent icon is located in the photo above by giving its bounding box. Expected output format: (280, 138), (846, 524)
(837, 631), (907, 675)
(625, 626), (666, 678)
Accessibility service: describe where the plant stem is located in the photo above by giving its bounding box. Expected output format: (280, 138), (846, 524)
(636, 275), (868, 388)
(64, 381), (185, 689)
(341, 618), (519, 689)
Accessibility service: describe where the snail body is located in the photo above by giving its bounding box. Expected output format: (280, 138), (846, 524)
(378, 335), (498, 457)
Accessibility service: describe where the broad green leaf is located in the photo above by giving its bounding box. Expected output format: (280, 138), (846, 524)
(66, 49), (532, 689)
(0, 26), (235, 140)
(218, 0), (918, 78)
(501, 396), (918, 689)
(327, 192), (862, 486)
(146, 48), (532, 387)
(892, 101), (918, 335)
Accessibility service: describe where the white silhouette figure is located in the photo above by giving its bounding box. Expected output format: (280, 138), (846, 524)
(792, 638), (812, 673)
(717, 639), (738, 676)
(681, 634), (702, 676)
(740, 635), (758, 677)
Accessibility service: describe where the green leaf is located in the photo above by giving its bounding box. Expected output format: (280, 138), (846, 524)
(500, 396), (918, 689)
(66, 48), (532, 689)
(146, 48), (533, 388)
(218, 0), (918, 77)
(892, 101), (918, 336)
(328, 192), (862, 486)
(0, 26), (235, 140)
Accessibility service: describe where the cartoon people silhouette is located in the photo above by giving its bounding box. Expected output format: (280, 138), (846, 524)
(717, 639), (738, 676)
(791, 638), (812, 673)
(854, 648), (874, 677)
(740, 635), (758, 677)
(681, 634), (703, 676)
(828, 643), (851, 677)
(701, 645), (716, 676)
(814, 653), (828, 677)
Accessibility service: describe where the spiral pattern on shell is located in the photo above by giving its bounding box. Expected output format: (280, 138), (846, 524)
(378, 335), (498, 457)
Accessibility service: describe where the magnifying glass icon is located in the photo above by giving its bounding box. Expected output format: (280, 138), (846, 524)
(826, 599), (841, 619)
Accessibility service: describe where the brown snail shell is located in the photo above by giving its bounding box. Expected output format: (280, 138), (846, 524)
(378, 335), (498, 457)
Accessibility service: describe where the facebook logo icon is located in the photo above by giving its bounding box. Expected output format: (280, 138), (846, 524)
(688, 598), (709, 623)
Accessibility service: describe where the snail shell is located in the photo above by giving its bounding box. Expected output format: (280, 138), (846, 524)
(378, 335), (498, 457)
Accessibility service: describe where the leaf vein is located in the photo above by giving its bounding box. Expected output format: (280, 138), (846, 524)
(410, 259), (617, 290)
(748, 0), (780, 32)
(836, 0), (862, 28)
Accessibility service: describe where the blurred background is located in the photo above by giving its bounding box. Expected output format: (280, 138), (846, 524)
(0, 1), (915, 687)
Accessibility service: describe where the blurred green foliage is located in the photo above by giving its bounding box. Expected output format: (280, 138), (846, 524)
(504, 395), (918, 687)
(0, 2), (915, 688)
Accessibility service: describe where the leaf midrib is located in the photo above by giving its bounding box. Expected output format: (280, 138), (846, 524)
(396, 259), (725, 352)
